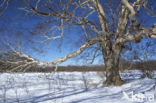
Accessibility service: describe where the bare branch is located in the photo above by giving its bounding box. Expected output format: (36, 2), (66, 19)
(41, 19), (65, 43)
(23, 0), (50, 16)
(0, 38), (17, 53)
(116, 5), (129, 36)
(23, 0), (101, 35)
(116, 23), (156, 43)
(143, 2), (156, 17)
(0, 36), (103, 71)
(92, 0), (109, 32)
(85, 10), (95, 19)
(79, 0), (91, 7)
(35, 0), (40, 10)
(89, 46), (100, 64)
(64, 0), (72, 13)
(43, 36), (102, 66)
(121, 0), (135, 19)
(0, 0), (9, 16)
(82, 25), (89, 40)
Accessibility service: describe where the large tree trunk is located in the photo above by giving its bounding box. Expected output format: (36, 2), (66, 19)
(104, 57), (125, 86)
(102, 43), (125, 86)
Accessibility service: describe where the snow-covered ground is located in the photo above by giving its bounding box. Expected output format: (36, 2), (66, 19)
(0, 71), (156, 103)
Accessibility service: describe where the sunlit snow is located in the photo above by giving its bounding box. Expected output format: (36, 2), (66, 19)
(0, 71), (156, 103)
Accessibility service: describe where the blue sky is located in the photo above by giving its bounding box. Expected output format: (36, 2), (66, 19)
(0, 0), (156, 66)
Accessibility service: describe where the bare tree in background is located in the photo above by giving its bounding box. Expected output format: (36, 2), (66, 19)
(0, 0), (156, 86)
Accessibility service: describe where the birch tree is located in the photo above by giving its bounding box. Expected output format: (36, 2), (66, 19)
(0, 0), (156, 86)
